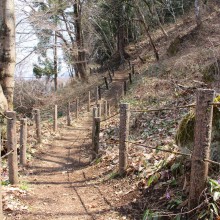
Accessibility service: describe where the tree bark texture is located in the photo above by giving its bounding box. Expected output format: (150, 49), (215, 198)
(73, 0), (87, 81)
(117, 1), (126, 63)
(0, 0), (16, 110)
(54, 32), (58, 91)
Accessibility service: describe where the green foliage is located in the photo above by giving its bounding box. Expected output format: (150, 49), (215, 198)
(147, 173), (160, 187)
(167, 196), (182, 210)
(92, 0), (137, 63)
(108, 171), (119, 180)
(19, 181), (29, 191)
(33, 58), (55, 79)
(1, 180), (10, 186)
(143, 209), (159, 220)
(196, 178), (220, 219)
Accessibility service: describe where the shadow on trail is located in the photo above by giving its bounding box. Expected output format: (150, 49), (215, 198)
(20, 209), (111, 219)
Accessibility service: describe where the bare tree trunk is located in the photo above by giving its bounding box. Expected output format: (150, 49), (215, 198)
(74, 0), (87, 81)
(136, 4), (159, 61)
(117, 3), (125, 63)
(0, 0), (16, 110)
(195, 0), (202, 28)
(54, 31), (58, 91)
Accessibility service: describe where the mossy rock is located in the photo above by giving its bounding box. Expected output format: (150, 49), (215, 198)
(176, 97), (220, 161)
(202, 59), (220, 83)
(175, 111), (195, 152)
(167, 36), (182, 56)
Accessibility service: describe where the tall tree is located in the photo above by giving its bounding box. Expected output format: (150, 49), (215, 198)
(0, 0), (16, 110)
(73, 0), (87, 80)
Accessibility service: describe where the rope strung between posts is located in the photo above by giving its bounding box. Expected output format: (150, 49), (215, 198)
(130, 104), (196, 113)
(128, 102), (220, 114)
(123, 140), (191, 157)
(100, 112), (120, 123)
(105, 139), (220, 166)
(1, 150), (14, 159)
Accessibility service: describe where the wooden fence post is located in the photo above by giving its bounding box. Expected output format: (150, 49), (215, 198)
(76, 98), (79, 119)
(189, 89), (215, 210)
(104, 77), (109, 90)
(93, 107), (98, 119)
(34, 109), (42, 143)
(67, 102), (71, 126)
(92, 117), (100, 160)
(112, 69), (115, 77)
(6, 111), (19, 185)
(107, 103), (111, 116)
(97, 103), (102, 117)
(103, 100), (108, 119)
(132, 64), (135, 75)
(96, 87), (99, 104)
(98, 86), (102, 100)
(129, 73), (132, 84)
(128, 60), (131, 69)
(87, 91), (91, 112)
(20, 118), (27, 166)
(108, 70), (113, 82)
(121, 83), (125, 97)
(92, 107), (98, 158)
(119, 103), (130, 176)
(124, 81), (127, 95)
(53, 105), (58, 132)
(92, 107), (98, 144)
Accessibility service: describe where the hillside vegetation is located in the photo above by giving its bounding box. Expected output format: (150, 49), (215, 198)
(3, 1), (220, 220)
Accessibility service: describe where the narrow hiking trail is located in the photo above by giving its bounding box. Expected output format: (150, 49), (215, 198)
(6, 71), (132, 220)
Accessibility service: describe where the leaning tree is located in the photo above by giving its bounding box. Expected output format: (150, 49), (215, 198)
(0, 0), (16, 111)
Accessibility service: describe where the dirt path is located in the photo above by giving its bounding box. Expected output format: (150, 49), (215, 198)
(17, 116), (110, 220)
(6, 71), (131, 220)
